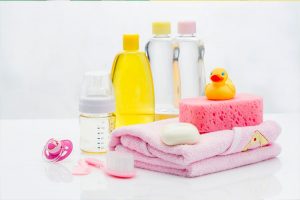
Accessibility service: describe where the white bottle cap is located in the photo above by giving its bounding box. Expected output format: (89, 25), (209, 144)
(79, 71), (115, 114)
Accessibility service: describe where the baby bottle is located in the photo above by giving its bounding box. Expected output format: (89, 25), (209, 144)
(79, 71), (115, 153)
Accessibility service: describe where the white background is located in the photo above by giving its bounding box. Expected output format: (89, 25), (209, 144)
(0, 1), (300, 119)
(0, 3), (299, 199)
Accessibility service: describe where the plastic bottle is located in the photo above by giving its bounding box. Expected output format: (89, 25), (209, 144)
(145, 22), (178, 120)
(176, 21), (206, 99)
(111, 34), (155, 128)
(79, 71), (115, 153)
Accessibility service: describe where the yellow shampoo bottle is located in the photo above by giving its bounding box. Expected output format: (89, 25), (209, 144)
(111, 34), (155, 127)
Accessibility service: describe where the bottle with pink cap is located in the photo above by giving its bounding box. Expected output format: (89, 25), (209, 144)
(176, 21), (206, 99)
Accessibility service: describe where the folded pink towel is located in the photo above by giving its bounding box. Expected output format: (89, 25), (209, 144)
(109, 119), (281, 177)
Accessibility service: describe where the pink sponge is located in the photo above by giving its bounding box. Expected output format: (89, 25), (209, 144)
(179, 94), (263, 133)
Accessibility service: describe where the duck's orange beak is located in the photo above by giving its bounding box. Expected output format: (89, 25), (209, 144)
(210, 74), (223, 82)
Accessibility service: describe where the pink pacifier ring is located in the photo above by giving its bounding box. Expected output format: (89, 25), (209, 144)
(43, 138), (73, 162)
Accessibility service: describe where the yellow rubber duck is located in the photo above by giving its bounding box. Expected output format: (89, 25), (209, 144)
(205, 67), (236, 100)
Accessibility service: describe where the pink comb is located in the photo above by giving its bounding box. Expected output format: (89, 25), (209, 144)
(72, 159), (92, 175)
(85, 158), (104, 168)
(72, 152), (135, 178)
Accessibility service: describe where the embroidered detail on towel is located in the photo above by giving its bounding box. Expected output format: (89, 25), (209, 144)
(242, 130), (269, 152)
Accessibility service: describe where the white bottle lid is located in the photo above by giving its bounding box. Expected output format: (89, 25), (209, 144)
(79, 71), (115, 114)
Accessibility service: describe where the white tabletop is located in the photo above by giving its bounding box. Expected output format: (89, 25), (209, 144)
(0, 113), (299, 200)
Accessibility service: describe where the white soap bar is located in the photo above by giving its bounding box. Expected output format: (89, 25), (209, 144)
(161, 123), (200, 146)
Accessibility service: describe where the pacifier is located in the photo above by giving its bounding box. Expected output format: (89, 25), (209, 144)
(43, 138), (73, 162)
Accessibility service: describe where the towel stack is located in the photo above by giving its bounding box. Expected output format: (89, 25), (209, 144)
(109, 94), (281, 177)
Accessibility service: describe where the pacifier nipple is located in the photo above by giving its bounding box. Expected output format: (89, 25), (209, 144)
(48, 143), (56, 149)
(47, 141), (60, 155)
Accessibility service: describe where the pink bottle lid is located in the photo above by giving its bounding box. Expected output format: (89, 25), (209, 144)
(178, 21), (196, 35)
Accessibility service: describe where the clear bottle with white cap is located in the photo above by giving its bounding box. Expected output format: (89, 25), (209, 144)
(79, 71), (115, 153)
(176, 21), (206, 98)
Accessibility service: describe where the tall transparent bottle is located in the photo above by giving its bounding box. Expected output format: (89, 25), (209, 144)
(145, 22), (178, 120)
(176, 21), (206, 99)
(111, 34), (155, 128)
(79, 71), (115, 153)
